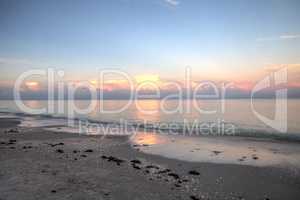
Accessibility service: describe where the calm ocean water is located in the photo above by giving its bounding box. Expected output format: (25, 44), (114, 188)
(0, 99), (300, 137)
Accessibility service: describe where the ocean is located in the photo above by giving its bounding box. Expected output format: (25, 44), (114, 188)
(0, 99), (300, 135)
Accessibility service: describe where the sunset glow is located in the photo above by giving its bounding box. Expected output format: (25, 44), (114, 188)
(25, 81), (39, 90)
(135, 75), (160, 84)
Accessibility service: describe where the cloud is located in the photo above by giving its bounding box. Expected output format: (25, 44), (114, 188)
(164, 0), (179, 6)
(256, 34), (300, 42)
(279, 34), (300, 39)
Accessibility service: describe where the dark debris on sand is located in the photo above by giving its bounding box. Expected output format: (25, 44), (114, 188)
(0, 139), (17, 146)
(168, 173), (180, 180)
(56, 149), (64, 153)
(101, 155), (125, 166)
(188, 170), (200, 175)
(157, 169), (171, 174)
(145, 165), (160, 169)
(5, 128), (19, 133)
(212, 150), (223, 155)
(23, 145), (33, 149)
(130, 159), (142, 164)
(190, 195), (200, 200)
(252, 155), (259, 160)
(46, 142), (64, 147)
(132, 164), (142, 170)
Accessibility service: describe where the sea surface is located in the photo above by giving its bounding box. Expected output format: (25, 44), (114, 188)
(1, 99), (300, 135)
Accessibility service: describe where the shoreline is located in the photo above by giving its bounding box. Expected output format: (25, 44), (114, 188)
(1, 118), (300, 200)
(2, 111), (300, 143)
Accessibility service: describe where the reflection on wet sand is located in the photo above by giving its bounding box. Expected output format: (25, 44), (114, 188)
(131, 133), (300, 170)
(132, 133), (166, 145)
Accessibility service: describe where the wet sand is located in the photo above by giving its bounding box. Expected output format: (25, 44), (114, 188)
(1, 118), (300, 200)
(131, 133), (300, 168)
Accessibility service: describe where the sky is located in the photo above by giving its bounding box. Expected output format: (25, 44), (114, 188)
(0, 0), (300, 99)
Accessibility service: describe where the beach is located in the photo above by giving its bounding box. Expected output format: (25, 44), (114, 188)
(1, 117), (300, 200)
(1, 0), (300, 199)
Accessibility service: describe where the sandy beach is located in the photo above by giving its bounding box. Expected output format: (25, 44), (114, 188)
(0, 118), (299, 200)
